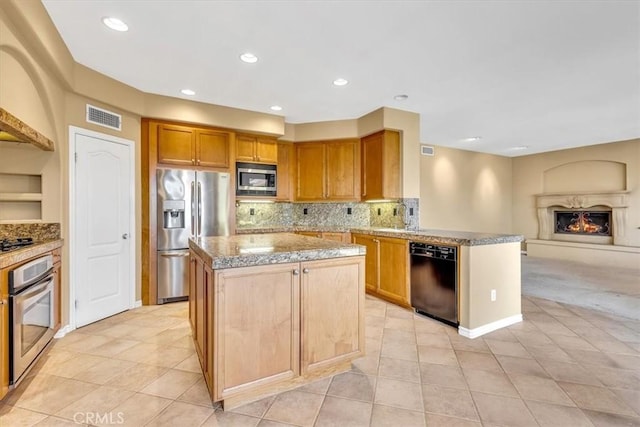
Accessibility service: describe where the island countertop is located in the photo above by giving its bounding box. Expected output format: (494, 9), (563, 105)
(189, 233), (366, 269)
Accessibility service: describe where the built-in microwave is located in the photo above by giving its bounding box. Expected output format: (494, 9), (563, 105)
(236, 162), (277, 196)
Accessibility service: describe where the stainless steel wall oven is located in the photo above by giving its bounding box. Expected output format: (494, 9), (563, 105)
(9, 254), (56, 385)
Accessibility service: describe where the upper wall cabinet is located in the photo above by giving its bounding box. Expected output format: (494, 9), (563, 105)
(361, 130), (401, 200)
(276, 141), (294, 202)
(295, 139), (360, 202)
(236, 134), (278, 164)
(157, 123), (231, 169)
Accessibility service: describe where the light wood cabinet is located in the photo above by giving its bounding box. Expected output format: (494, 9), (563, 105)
(236, 134), (278, 164)
(157, 123), (231, 169)
(296, 231), (350, 243)
(295, 139), (360, 201)
(190, 250), (364, 407)
(352, 233), (409, 307)
(53, 248), (62, 331)
(0, 268), (7, 400)
(361, 130), (401, 200)
(276, 142), (294, 201)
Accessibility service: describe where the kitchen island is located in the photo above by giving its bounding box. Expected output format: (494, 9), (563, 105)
(188, 233), (365, 409)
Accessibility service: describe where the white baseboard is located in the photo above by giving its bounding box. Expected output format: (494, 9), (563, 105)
(54, 324), (74, 339)
(133, 300), (142, 308)
(458, 314), (523, 339)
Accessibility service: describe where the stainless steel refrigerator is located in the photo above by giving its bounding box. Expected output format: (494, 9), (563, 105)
(156, 169), (230, 303)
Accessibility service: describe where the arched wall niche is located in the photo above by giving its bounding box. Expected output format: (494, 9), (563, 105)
(542, 160), (627, 193)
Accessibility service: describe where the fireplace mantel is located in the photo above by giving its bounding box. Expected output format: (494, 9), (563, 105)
(535, 191), (628, 246)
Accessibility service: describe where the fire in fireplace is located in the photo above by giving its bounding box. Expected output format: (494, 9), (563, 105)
(555, 211), (611, 236)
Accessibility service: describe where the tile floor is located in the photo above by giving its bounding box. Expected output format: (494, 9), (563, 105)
(1, 295), (640, 426)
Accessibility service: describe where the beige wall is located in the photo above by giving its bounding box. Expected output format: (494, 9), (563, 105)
(420, 145), (513, 233)
(512, 138), (640, 247)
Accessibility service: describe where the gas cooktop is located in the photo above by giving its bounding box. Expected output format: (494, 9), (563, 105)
(1, 238), (34, 252)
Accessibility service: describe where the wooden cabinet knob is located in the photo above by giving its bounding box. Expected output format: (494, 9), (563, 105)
(303, 268), (310, 274)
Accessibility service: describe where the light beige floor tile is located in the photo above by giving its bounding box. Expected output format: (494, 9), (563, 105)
(564, 349), (622, 369)
(496, 354), (550, 378)
(85, 338), (139, 357)
(382, 328), (417, 345)
(462, 368), (519, 397)
(327, 372), (376, 402)
(421, 384), (479, 420)
(418, 346), (458, 366)
(72, 358), (137, 384)
(611, 388), (640, 416)
(380, 340), (418, 362)
(177, 378), (215, 408)
(413, 316), (447, 334)
(202, 411), (260, 427)
(366, 337), (382, 353)
(448, 336), (490, 353)
(509, 373), (575, 406)
(55, 385), (134, 420)
(145, 401), (214, 427)
(229, 395), (275, 418)
(370, 404), (426, 427)
(378, 357), (420, 382)
(7, 374), (98, 415)
(607, 353), (640, 371)
(117, 342), (194, 368)
(140, 369), (202, 399)
(584, 364), (640, 390)
(549, 334), (599, 351)
(455, 350), (501, 372)
(174, 353), (202, 373)
(296, 376), (332, 395)
(423, 413), (481, 426)
(350, 351), (381, 375)
(524, 343), (574, 363)
(0, 404), (49, 426)
(60, 334), (114, 353)
(103, 393), (171, 427)
(263, 389), (324, 427)
(512, 330), (554, 346)
(384, 317), (414, 332)
(485, 339), (532, 358)
(471, 391), (538, 427)
(585, 336), (638, 355)
(169, 334), (197, 350)
(525, 400), (593, 427)
(374, 377), (424, 411)
(536, 359), (603, 386)
(582, 409), (640, 427)
(481, 328), (519, 343)
(34, 415), (84, 426)
(419, 362), (468, 390)
(315, 396), (372, 427)
(105, 363), (169, 391)
(416, 331), (452, 349)
(386, 306), (414, 320)
(559, 382), (637, 416)
(257, 420), (296, 427)
(40, 353), (109, 378)
(143, 326), (192, 346)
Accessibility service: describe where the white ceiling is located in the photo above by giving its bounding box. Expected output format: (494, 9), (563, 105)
(42, 0), (639, 156)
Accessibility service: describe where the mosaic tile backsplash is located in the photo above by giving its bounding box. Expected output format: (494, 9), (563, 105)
(0, 222), (61, 240)
(236, 199), (419, 230)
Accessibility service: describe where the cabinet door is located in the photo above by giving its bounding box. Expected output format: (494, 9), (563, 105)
(195, 256), (206, 361)
(157, 124), (195, 166)
(297, 231), (322, 238)
(196, 130), (231, 168)
(215, 263), (300, 398)
(236, 135), (256, 162)
(0, 284), (7, 400)
(189, 255), (197, 332)
(301, 257), (364, 373)
(322, 232), (347, 242)
(378, 237), (410, 306)
(53, 263), (61, 331)
(295, 143), (325, 200)
(325, 140), (360, 201)
(352, 234), (379, 292)
(256, 138), (278, 164)
(361, 132), (383, 199)
(276, 142), (294, 201)
(203, 264), (214, 392)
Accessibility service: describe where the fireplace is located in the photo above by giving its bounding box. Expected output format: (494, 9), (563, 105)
(554, 210), (611, 236)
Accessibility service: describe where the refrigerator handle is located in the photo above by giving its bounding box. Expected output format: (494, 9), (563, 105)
(197, 181), (202, 236)
(190, 181), (195, 237)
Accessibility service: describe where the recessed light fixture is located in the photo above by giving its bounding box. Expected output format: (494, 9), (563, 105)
(333, 78), (349, 86)
(102, 17), (128, 32)
(394, 94), (409, 101)
(240, 53), (258, 63)
(510, 146), (529, 151)
(463, 136), (482, 142)
(180, 89), (196, 96)
(269, 105), (282, 111)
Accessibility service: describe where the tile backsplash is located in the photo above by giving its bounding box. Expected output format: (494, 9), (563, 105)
(0, 223), (61, 240)
(236, 198), (419, 230)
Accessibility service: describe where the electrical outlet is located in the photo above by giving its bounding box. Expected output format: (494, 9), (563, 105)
(347, 207), (352, 215)
(303, 208), (308, 215)
(377, 208), (381, 216)
(393, 208), (398, 216)
(409, 207), (414, 216)
(249, 208), (255, 216)
(490, 289), (497, 302)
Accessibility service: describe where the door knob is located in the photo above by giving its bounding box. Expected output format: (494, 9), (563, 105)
(303, 268), (309, 274)
(122, 233), (129, 240)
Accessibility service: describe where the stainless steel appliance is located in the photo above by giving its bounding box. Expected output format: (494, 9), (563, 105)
(236, 162), (277, 196)
(1, 237), (34, 252)
(9, 254), (56, 385)
(410, 242), (458, 327)
(156, 169), (230, 303)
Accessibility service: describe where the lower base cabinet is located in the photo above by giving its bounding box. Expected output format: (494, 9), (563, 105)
(190, 252), (365, 408)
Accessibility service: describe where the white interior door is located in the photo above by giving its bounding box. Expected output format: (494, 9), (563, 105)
(73, 129), (133, 327)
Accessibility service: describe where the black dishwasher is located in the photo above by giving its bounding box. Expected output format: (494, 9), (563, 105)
(410, 242), (458, 327)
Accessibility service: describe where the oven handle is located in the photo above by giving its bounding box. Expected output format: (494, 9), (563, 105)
(15, 276), (54, 320)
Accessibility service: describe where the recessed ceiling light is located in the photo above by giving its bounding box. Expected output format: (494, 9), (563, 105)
(180, 89), (196, 96)
(394, 94), (409, 101)
(463, 136), (482, 142)
(240, 53), (258, 63)
(333, 78), (349, 86)
(102, 17), (128, 32)
(510, 146), (529, 151)
(269, 105), (282, 111)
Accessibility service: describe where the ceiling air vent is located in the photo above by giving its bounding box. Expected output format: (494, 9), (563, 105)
(86, 104), (121, 131)
(420, 145), (435, 156)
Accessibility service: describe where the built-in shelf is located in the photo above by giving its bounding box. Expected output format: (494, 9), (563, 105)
(0, 173), (43, 221)
(0, 192), (42, 202)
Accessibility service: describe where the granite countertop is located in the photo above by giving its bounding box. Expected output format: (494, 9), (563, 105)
(190, 233), (365, 269)
(0, 239), (64, 269)
(235, 226), (523, 246)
